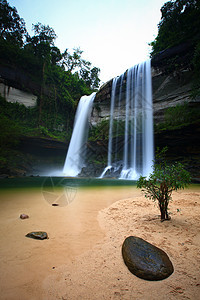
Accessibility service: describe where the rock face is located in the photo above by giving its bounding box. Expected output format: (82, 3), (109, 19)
(122, 236), (174, 281)
(0, 64), (48, 97)
(92, 41), (199, 126)
(151, 69), (197, 124)
(18, 136), (68, 176)
(92, 67), (199, 126)
(155, 122), (200, 178)
(0, 82), (37, 107)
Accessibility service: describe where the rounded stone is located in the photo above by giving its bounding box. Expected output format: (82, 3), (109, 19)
(20, 214), (29, 219)
(122, 236), (174, 281)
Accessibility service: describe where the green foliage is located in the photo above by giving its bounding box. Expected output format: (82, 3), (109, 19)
(0, 0), (102, 173)
(0, 1), (101, 94)
(155, 102), (200, 132)
(0, 111), (22, 171)
(137, 147), (191, 221)
(0, 0), (27, 47)
(0, 114), (21, 148)
(150, 0), (200, 56)
(60, 47), (101, 90)
(0, 0), (101, 145)
(0, 94), (72, 142)
(61, 47), (90, 72)
(30, 22), (57, 46)
(80, 66), (101, 90)
(0, 95), (38, 126)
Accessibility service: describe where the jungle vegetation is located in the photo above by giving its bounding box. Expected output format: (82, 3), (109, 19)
(0, 0), (101, 172)
(0, 0), (100, 138)
(1, 0), (200, 173)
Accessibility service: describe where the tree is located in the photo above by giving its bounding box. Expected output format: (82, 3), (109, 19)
(137, 147), (191, 221)
(61, 47), (91, 72)
(150, 0), (200, 56)
(0, 0), (27, 46)
(29, 22), (57, 46)
(80, 66), (101, 90)
(25, 23), (58, 61)
(25, 23), (59, 125)
(61, 47), (100, 90)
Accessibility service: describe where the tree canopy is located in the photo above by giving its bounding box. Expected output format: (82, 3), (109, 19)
(0, 0), (101, 91)
(0, 0), (101, 136)
(0, 0), (27, 46)
(150, 0), (200, 56)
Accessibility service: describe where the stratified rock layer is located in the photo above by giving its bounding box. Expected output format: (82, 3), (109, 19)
(122, 236), (174, 281)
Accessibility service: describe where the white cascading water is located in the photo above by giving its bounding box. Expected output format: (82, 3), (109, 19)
(63, 60), (153, 179)
(63, 92), (96, 176)
(99, 77), (118, 178)
(101, 59), (154, 180)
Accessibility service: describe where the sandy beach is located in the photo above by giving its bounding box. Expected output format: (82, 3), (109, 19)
(0, 184), (199, 299)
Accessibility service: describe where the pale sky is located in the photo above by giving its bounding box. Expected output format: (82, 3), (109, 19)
(8, 0), (167, 84)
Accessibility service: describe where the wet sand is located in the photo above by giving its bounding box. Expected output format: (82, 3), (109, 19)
(0, 185), (199, 299)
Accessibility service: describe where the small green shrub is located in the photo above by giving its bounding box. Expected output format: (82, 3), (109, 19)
(137, 147), (191, 221)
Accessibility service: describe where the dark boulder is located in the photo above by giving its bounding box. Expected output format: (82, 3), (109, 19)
(26, 231), (48, 240)
(122, 236), (174, 281)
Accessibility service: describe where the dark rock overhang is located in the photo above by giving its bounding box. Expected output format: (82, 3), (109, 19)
(151, 41), (195, 72)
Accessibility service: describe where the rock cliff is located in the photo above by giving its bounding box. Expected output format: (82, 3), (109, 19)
(0, 82), (37, 107)
(92, 67), (199, 126)
(89, 44), (200, 180)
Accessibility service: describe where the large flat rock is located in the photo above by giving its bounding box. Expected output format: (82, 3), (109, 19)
(122, 236), (174, 281)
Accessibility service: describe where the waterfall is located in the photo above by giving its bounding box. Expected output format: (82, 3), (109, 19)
(63, 60), (153, 180)
(99, 77), (118, 178)
(101, 60), (154, 180)
(63, 92), (96, 176)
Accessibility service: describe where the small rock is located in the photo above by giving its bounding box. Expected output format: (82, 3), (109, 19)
(20, 214), (29, 219)
(52, 203), (59, 206)
(26, 231), (48, 240)
(122, 236), (174, 281)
